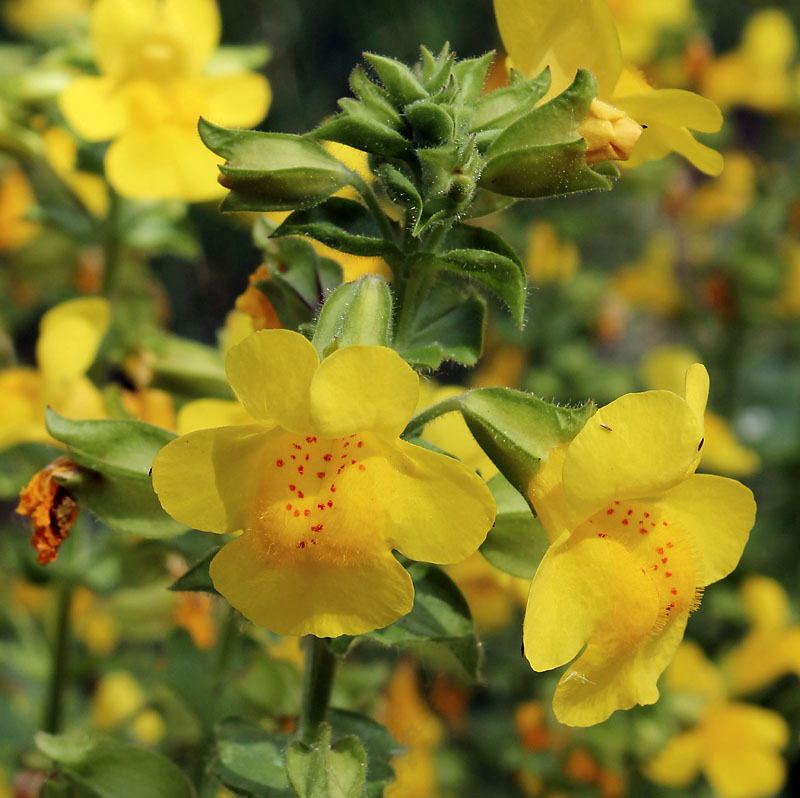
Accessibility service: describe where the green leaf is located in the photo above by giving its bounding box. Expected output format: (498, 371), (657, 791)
(35, 731), (195, 798)
(312, 275), (393, 357)
(419, 45), (455, 95)
(45, 410), (186, 539)
(199, 118), (354, 212)
(480, 474), (548, 579)
(286, 725), (366, 798)
(452, 51), (495, 104)
(273, 198), (397, 257)
(472, 68), (551, 133)
(375, 164), (422, 234)
(480, 70), (612, 199)
(311, 111), (411, 158)
(364, 53), (428, 106)
(348, 66), (404, 129)
(435, 224), (526, 326)
(458, 389), (595, 504)
(212, 719), (292, 798)
(327, 710), (400, 798)
(405, 99), (454, 146)
(356, 561), (480, 680)
(168, 547), (221, 595)
(399, 280), (485, 367)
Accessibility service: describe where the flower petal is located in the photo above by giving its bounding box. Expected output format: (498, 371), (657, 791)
(645, 730), (704, 787)
(226, 330), (319, 432)
(527, 443), (571, 544)
(562, 390), (703, 524)
(37, 297), (110, 384)
(162, 0), (220, 73)
(740, 575), (789, 631)
(493, 0), (622, 97)
(105, 125), (225, 200)
(176, 398), (257, 434)
(90, 0), (158, 78)
(152, 424), (274, 533)
(366, 438), (495, 563)
(523, 533), (659, 674)
(614, 89), (722, 133)
(209, 529), (413, 636)
(310, 346), (419, 438)
(652, 474), (754, 587)
(626, 124), (724, 176)
(59, 76), (128, 141)
(201, 72), (271, 128)
(684, 363), (709, 428)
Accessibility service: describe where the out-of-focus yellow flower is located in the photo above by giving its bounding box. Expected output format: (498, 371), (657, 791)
(523, 364), (754, 725)
(469, 345), (526, 390)
(381, 660), (443, 798)
(153, 330), (495, 636)
(524, 220), (580, 285)
(71, 586), (121, 655)
(494, 0), (724, 174)
(2, 0), (89, 35)
(58, 0), (271, 201)
(42, 127), (109, 218)
(0, 297), (109, 450)
(725, 576), (800, 696)
(232, 264), (282, 335)
(0, 164), (39, 252)
(120, 388), (177, 430)
(266, 634), (305, 670)
(606, 0), (692, 65)
(702, 10), (797, 114)
(90, 670), (166, 745)
(646, 640), (788, 798)
(172, 591), (217, 649)
(613, 233), (682, 315)
(686, 152), (756, 228)
(641, 346), (760, 477)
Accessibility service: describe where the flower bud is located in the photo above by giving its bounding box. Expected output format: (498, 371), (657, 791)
(577, 99), (642, 164)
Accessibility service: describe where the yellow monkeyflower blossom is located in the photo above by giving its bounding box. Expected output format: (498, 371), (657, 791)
(42, 127), (109, 218)
(641, 346), (760, 477)
(0, 164), (39, 252)
(613, 233), (682, 315)
(702, 10), (797, 114)
(90, 670), (166, 745)
(725, 576), (800, 696)
(523, 363), (754, 725)
(606, 0), (692, 65)
(647, 640), (789, 798)
(685, 152), (756, 229)
(152, 330), (495, 637)
(2, 0), (89, 35)
(0, 297), (109, 450)
(524, 220), (580, 285)
(494, 0), (723, 174)
(58, 0), (271, 201)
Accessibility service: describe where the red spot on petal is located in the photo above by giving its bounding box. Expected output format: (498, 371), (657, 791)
(330, 484), (336, 493)
(651, 564), (658, 570)
(323, 454), (332, 461)
(666, 541), (673, 548)
(305, 454), (309, 461)
(607, 509), (614, 515)
(657, 547), (664, 554)
(358, 464), (366, 471)
(671, 588), (678, 595)
(662, 557), (668, 564)
(311, 524), (323, 532)
(290, 455), (296, 460)
(318, 503), (325, 510)
(304, 509), (311, 516)
(298, 466), (304, 474)
(644, 512), (650, 518)
(298, 541), (306, 548)
(627, 509), (633, 515)
(285, 503), (292, 511)
(293, 510), (300, 517)
(311, 539), (317, 545)
(615, 500), (620, 505)
(297, 491), (304, 498)
(597, 532), (607, 538)
(663, 522), (669, 526)
(327, 500), (333, 508)
(317, 472), (326, 479)
(622, 519), (629, 525)
(344, 441), (350, 448)
(289, 484), (296, 491)
(305, 436), (317, 443)
(665, 572), (672, 577)
(276, 459), (284, 467)
(357, 441), (363, 448)
(639, 528), (648, 535)
(350, 459), (356, 465)
(293, 443), (302, 450)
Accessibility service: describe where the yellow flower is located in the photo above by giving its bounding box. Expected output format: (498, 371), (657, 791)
(90, 670), (166, 745)
(725, 576), (800, 696)
(58, 0), (271, 201)
(42, 127), (109, 218)
(524, 220), (580, 285)
(685, 152), (756, 229)
(523, 363), (754, 725)
(778, 241), (800, 318)
(494, 0), (723, 174)
(641, 346), (760, 477)
(152, 330), (496, 637)
(701, 10), (797, 114)
(120, 387), (177, 430)
(613, 233), (682, 315)
(647, 641), (789, 798)
(0, 164), (39, 252)
(2, 0), (89, 35)
(605, 0), (693, 65)
(0, 296), (109, 450)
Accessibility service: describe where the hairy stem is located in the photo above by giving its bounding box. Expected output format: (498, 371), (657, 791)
(43, 581), (73, 734)
(298, 636), (337, 744)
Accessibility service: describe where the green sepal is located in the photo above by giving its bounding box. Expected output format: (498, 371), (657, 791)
(286, 725), (366, 798)
(397, 280), (486, 368)
(461, 189), (515, 220)
(364, 52), (428, 106)
(480, 474), (548, 579)
(480, 69), (612, 199)
(332, 561), (480, 680)
(211, 720), (292, 797)
(416, 144), (460, 199)
(272, 197), (398, 257)
(45, 409), (187, 539)
(457, 389), (595, 506)
(471, 67), (550, 133)
(35, 731), (195, 798)
(405, 99), (454, 146)
(168, 547), (221, 595)
(312, 275), (393, 357)
(375, 164), (423, 234)
(452, 51), (495, 104)
(348, 65), (405, 128)
(198, 118), (353, 212)
(310, 110), (411, 158)
(419, 44), (456, 95)
(435, 223), (526, 326)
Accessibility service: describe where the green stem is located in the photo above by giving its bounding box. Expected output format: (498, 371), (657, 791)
(43, 581), (73, 734)
(102, 189), (122, 295)
(298, 636), (337, 744)
(211, 606), (239, 699)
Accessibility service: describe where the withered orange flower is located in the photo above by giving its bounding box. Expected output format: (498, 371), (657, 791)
(16, 456), (80, 565)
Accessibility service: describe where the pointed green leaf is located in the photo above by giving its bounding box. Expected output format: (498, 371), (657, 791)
(348, 66), (404, 128)
(168, 548), (221, 595)
(452, 51), (495, 104)
(375, 164), (423, 234)
(272, 197), (398, 257)
(472, 67), (551, 132)
(310, 112), (411, 158)
(364, 53), (427, 106)
(405, 99), (454, 146)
